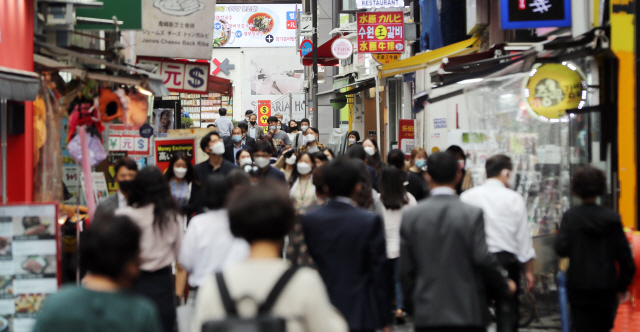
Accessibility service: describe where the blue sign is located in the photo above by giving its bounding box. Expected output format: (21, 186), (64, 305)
(235, 30), (242, 38)
(139, 124), (154, 138)
(501, 0), (571, 29)
(434, 118), (447, 129)
(214, 22), (222, 30)
(300, 39), (313, 57)
(286, 11), (296, 20)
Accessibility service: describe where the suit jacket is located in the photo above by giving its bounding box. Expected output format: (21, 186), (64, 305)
(302, 199), (390, 331)
(400, 194), (510, 328)
(94, 194), (119, 220)
(248, 125), (265, 141)
(244, 136), (257, 150)
(222, 143), (253, 164)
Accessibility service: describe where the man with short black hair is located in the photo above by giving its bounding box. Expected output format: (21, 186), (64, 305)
(267, 116), (291, 151)
(400, 152), (515, 332)
(294, 118), (311, 148)
(95, 157), (138, 218)
(223, 127), (253, 164)
(213, 108), (234, 139)
(252, 141), (286, 182)
(193, 131), (237, 183)
(239, 110), (253, 126)
(460, 154), (536, 332)
(237, 122), (256, 150)
(302, 158), (391, 332)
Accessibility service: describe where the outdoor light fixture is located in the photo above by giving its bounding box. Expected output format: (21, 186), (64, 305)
(330, 95), (348, 109)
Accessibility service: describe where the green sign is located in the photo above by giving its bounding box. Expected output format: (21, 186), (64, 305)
(75, 0), (142, 30)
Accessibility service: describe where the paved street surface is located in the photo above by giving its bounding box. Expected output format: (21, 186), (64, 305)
(391, 315), (562, 332)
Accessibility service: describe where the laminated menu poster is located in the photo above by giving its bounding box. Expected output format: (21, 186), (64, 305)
(0, 204), (59, 332)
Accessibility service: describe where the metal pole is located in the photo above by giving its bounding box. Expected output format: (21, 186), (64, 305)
(1, 99), (6, 204)
(312, 0), (319, 127)
(374, 76), (381, 149)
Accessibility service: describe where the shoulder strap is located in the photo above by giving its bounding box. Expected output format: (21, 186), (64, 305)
(258, 266), (299, 315)
(215, 272), (239, 317)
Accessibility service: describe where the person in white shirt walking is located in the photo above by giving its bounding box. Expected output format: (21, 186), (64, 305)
(460, 154), (536, 332)
(213, 108), (234, 139)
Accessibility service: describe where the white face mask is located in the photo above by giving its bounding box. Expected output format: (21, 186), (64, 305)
(301, 125), (309, 132)
(173, 167), (188, 179)
(297, 162), (312, 175)
(209, 141), (225, 155)
(240, 158), (253, 167)
(254, 157), (270, 169)
(285, 155), (297, 165)
(305, 134), (316, 142)
(348, 138), (356, 145)
(364, 146), (376, 156)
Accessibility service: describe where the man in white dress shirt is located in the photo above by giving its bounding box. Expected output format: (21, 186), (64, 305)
(460, 154), (536, 332)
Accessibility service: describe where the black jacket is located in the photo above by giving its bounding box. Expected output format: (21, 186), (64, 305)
(222, 143), (252, 165)
(403, 171), (429, 201)
(556, 204), (635, 294)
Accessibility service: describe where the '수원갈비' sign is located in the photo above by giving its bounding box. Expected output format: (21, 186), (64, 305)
(357, 12), (404, 54)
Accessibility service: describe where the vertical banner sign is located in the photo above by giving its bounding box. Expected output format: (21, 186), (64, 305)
(138, 57), (210, 93)
(107, 125), (152, 157)
(357, 12), (404, 54)
(154, 138), (197, 173)
(136, 0), (215, 59)
(258, 100), (272, 126)
(399, 119), (415, 158)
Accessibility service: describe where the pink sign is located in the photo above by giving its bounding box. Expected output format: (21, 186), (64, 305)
(331, 38), (354, 60)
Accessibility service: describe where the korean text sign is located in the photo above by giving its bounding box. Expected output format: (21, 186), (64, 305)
(154, 138), (196, 173)
(357, 12), (404, 54)
(137, 57), (210, 94)
(107, 125), (152, 157)
(214, 4), (299, 48)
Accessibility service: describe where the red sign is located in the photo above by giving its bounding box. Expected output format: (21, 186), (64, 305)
(107, 124), (152, 157)
(398, 119), (415, 158)
(154, 137), (197, 173)
(137, 57), (210, 94)
(258, 100), (272, 126)
(357, 12), (404, 54)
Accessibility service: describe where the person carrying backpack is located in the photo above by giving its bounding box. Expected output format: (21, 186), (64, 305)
(192, 180), (348, 332)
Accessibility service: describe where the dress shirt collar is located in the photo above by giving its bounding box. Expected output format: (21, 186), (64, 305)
(430, 186), (457, 196)
(116, 190), (127, 208)
(484, 178), (506, 188)
(334, 196), (355, 206)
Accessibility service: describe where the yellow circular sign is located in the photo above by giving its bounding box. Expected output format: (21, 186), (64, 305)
(525, 63), (587, 120)
(260, 106), (269, 114)
(431, 146), (440, 153)
(373, 53), (401, 65)
(374, 25), (387, 39)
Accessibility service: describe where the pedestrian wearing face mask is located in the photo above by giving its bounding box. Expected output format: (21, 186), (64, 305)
(363, 138), (385, 173)
(347, 130), (360, 146)
(163, 152), (200, 219)
(239, 110), (253, 126)
(252, 141), (287, 182)
(274, 148), (297, 181)
(223, 127), (253, 165)
(293, 118), (311, 148)
(267, 116), (292, 151)
(237, 122), (256, 150)
(285, 152), (317, 267)
(247, 113), (265, 141)
(193, 132), (238, 184)
(235, 149), (253, 168)
(95, 157), (138, 219)
(288, 120), (301, 148)
(447, 145), (473, 195)
(297, 127), (326, 154)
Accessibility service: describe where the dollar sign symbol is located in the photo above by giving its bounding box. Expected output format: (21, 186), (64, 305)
(188, 68), (205, 88)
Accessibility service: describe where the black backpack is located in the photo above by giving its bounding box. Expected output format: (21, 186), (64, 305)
(202, 267), (299, 332)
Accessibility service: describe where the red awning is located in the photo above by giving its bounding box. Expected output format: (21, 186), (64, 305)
(302, 35), (345, 67)
(208, 75), (233, 96)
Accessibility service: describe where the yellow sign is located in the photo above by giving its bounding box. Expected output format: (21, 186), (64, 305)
(375, 25), (387, 39)
(260, 105), (269, 115)
(431, 146), (440, 153)
(260, 115), (269, 124)
(525, 63), (587, 120)
(373, 53), (401, 65)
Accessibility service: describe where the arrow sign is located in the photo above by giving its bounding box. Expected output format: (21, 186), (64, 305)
(300, 39), (313, 57)
(212, 58), (235, 76)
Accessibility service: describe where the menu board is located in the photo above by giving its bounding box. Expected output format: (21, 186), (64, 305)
(0, 204), (59, 332)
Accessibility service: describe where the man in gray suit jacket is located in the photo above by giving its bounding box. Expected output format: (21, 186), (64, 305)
(94, 158), (138, 219)
(400, 152), (515, 332)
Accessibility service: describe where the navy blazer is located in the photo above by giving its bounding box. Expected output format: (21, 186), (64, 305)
(302, 199), (390, 331)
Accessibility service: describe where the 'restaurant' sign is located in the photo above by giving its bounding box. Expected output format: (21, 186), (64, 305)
(135, 0), (215, 60)
(357, 12), (404, 54)
(137, 57), (210, 94)
(500, 0), (572, 29)
(356, 0), (404, 9)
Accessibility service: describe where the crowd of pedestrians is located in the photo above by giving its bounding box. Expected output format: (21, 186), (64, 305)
(35, 113), (637, 332)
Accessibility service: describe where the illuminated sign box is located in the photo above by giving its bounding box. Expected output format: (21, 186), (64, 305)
(501, 0), (571, 29)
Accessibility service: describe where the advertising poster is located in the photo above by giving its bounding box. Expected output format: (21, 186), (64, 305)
(152, 109), (175, 137)
(213, 4), (299, 48)
(107, 125), (152, 157)
(0, 204), (59, 332)
(80, 173), (109, 205)
(137, 57), (210, 94)
(398, 119), (415, 158)
(136, 0), (215, 59)
(154, 138), (197, 173)
(356, 12), (404, 53)
(106, 152), (128, 194)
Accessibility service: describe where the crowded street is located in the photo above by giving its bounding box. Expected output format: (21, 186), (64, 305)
(1, 1), (640, 332)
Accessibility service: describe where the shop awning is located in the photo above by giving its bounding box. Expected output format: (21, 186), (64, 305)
(208, 75), (233, 96)
(379, 35), (481, 78)
(0, 66), (40, 101)
(302, 35), (344, 67)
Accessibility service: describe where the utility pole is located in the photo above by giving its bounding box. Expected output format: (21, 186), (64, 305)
(311, 0), (318, 127)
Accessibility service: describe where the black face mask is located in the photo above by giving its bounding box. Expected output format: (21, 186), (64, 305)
(118, 180), (134, 194)
(290, 126), (297, 131)
(250, 121), (257, 125)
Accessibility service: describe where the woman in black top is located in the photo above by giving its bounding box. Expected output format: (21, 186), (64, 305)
(556, 167), (635, 332)
(387, 149), (428, 201)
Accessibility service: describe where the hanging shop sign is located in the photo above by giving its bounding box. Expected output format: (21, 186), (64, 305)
(357, 12), (404, 54)
(258, 100), (272, 126)
(137, 57), (210, 94)
(524, 62), (587, 121)
(356, 0), (404, 9)
(373, 53), (401, 65)
(81, 172), (109, 204)
(154, 137), (197, 173)
(300, 39), (313, 57)
(214, 4), (299, 48)
(135, 0), (215, 59)
(398, 119), (415, 157)
(331, 38), (354, 60)
(500, 0), (572, 29)
(107, 124), (152, 157)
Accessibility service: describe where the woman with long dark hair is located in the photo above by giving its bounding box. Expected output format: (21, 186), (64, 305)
(164, 151), (199, 217)
(116, 167), (182, 332)
(286, 152), (316, 266)
(363, 138), (385, 171)
(378, 166), (417, 324)
(387, 149), (428, 201)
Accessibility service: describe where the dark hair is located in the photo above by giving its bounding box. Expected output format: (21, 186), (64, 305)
(312, 165), (327, 196)
(260, 134), (277, 156)
(346, 144), (367, 161)
(164, 151), (196, 184)
(207, 124), (216, 128)
(114, 157), (137, 176)
(300, 118), (310, 126)
(81, 214), (141, 279)
(324, 157), (360, 198)
(267, 116), (279, 124)
(245, 110), (253, 116)
(228, 180), (295, 243)
(231, 127), (242, 135)
(127, 167), (180, 233)
(308, 127), (319, 135)
(219, 108), (227, 116)
(348, 131), (360, 142)
(571, 166), (606, 199)
(427, 152), (459, 185)
(486, 154), (513, 179)
(379, 167), (409, 210)
(249, 113), (258, 120)
(236, 148), (252, 163)
(446, 145), (466, 160)
(313, 152), (328, 163)
(200, 131), (220, 152)
(322, 147), (335, 159)
(387, 149), (406, 170)
(254, 140), (274, 154)
(364, 138), (382, 164)
(237, 122), (249, 131)
(227, 169), (251, 189)
(353, 159), (374, 208)
(197, 174), (229, 210)
(289, 152), (316, 187)
(289, 120), (298, 128)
